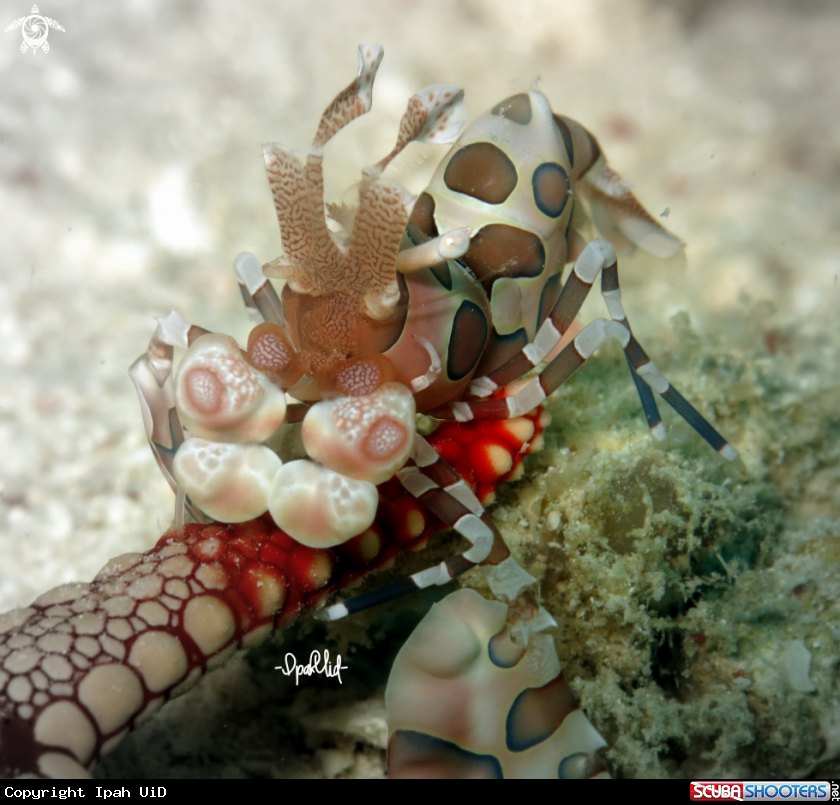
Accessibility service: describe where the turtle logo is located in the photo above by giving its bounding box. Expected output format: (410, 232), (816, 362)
(5, 5), (65, 54)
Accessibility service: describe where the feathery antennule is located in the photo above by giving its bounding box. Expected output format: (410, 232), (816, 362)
(348, 84), (468, 319)
(263, 58), (469, 323)
(261, 144), (329, 293)
(348, 179), (414, 319)
(312, 44), (383, 149)
(367, 84), (467, 180)
(261, 44), (385, 296)
(128, 311), (211, 523)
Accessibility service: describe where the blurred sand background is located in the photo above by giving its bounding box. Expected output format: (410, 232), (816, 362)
(1, 0), (839, 778)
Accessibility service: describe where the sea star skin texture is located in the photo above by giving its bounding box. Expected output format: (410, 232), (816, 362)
(0, 408), (545, 779)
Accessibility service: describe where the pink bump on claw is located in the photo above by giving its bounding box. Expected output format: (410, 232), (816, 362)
(174, 333), (287, 443)
(302, 381), (415, 485)
(184, 367), (224, 414)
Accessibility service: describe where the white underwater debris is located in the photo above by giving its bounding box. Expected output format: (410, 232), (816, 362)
(782, 639), (817, 693)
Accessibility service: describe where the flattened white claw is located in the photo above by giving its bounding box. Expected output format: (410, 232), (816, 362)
(268, 460), (378, 548)
(386, 589), (609, 780)
(302, 382), (415, 485)
(411, 84), (467, 144)
(173, 439), (282, 523)
(174, 333), (286, 443)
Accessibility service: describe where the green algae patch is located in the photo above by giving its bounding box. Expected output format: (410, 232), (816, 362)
(463, 310), (840, 778)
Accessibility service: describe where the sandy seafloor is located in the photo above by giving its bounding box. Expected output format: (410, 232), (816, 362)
(1, 0), (840, 779)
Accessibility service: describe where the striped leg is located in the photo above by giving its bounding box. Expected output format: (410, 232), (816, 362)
(320, 437), (537, 621)
(627, 355), (666, 441)
(465, 240), (665, 440)
(466, 240), (618, 396)
(438, 240), (736, 460)
(232, 253), (317, 421)
(600, 255), (665, 442)
(441, 316), (738, 460)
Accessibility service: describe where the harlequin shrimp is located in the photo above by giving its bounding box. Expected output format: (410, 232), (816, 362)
(0, 44), (737, 779)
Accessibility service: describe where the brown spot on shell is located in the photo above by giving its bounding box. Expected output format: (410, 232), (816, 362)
(460, 224), (545, 283)
(552, 114), (575, 168)
(389, 731), (503, 779)
(447, 301), (489, 381)
(473, 327), (527, 379)
(407, 192), (438, 243)
(532, 163), (571, 218)
(506, 673), (578, 751)
(492, 93), (532, 125)
(444, 142), (517, 205)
